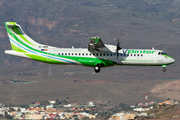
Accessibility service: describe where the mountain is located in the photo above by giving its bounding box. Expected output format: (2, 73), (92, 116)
(0, 0), (180, 104)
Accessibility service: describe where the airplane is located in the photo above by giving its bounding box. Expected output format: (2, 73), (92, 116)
(4, 22), (175, 73)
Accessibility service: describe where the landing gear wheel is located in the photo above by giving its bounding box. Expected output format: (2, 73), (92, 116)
(94, 66), (100, 73)
(163, 67), (166, 72)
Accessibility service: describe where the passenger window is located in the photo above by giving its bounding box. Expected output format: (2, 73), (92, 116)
(79, 53), (81, 56)
(131, 54), (132, 56)
(89, 54), (91, 56)
(121, 54), (123, 56)
(93, 54), (95, 56)
(65, 53), (67, 55)
(134, 54), (136, 56)
(75, 53), (77, 55)
(127, 54), (129, 56)
(58, 53), (60, 55)
(137, 54), (139, 56)
(62, 53), (64, 55)
(68, 53), (70, 55)
(82, 53), (84, 56)
(107, 54), (109, 56)
(100, 54), (102, 56)
(96, 54), (98, 56)
(124, 54), (126, 56)
(110, 54), (112, 56)
(103, 54), (105, 56)
(86, 53), (88, 56)
(72, 53), (74, 55)
(141, 54), (143, 57)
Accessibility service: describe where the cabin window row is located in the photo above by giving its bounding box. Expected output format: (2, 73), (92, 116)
(55, 53), (143, 57)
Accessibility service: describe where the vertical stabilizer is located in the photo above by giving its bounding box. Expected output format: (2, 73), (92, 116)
(5, 22), (42, 51)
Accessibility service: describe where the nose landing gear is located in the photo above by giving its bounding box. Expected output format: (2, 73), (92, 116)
(163, 67), (166, 72)
(162, 65), (166, 72)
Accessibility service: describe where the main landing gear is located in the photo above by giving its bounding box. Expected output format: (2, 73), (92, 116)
(94, 63), (103, 73)
(162, 65), (166, 72)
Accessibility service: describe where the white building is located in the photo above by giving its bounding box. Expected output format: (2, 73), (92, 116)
(89, 102), (95, 106)
(64, 104), (72, 107)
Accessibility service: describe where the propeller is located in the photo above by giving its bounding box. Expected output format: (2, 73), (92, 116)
(116, 37), (121, 59)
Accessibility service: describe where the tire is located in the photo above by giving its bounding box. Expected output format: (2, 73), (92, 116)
(94, 66), (100, 73)
(163, 68), (166, 72)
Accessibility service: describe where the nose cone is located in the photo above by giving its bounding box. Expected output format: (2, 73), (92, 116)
(171, 58), (175, 64)
(168, 56), (175, 64)
(165, 55), (175, 65)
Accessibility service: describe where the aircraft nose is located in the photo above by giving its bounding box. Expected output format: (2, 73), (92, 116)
(170, 58), (175, 64)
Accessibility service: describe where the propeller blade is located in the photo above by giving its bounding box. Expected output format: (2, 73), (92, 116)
(116, 37), (121, 59)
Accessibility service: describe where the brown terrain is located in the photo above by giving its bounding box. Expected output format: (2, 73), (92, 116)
(151, 80), (180, 100)
(0, 0), (180, 105)
(146, 104), (180, 120)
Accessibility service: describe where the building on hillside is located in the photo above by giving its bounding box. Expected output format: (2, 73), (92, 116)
(159, 100), (170, 105)
(35, 101), (41, 106)
(136, 113), (148, 117)
(0, 108), (5, 115)
(109, 113), (137, 120)
(89, 102), (95, 106)
(130, 105), (135, 108)
(46, 104), (53, 109)
(48, 100), (56, 105)
(149, 101), (156, 105)
(138, 103), (143, 106)
(28, 114), (43, 119)
(133, 108), (144, 112)
(125, 114), (136, 120)
(64, 104), (72, 107)
(109, 113), (125, 120)
(89, 114), (96, 119)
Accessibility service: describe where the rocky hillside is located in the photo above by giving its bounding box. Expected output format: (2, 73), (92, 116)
(0, 0), (180, 68)
(151, 80), (180, 100)
(0, 0), (180, 104)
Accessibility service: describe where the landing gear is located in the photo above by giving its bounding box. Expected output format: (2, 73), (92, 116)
(162, 65), (166, 72)
(94, 66), (100, 73)
(163, 67), (166, 72)
(94, 63), (103, 73)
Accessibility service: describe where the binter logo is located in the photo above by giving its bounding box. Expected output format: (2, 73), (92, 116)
(127, 50), (156, 54)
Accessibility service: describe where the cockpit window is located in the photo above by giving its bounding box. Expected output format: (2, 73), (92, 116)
(158, 52), (167, 55)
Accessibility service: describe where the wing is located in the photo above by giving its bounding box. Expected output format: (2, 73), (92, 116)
(87, 37), (105, 51)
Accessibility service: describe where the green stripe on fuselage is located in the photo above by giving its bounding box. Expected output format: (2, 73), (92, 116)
(25, 53), (67, 64)
(163, 55), (174, 60)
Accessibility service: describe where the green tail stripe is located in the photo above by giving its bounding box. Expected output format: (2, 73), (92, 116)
(11, 26), (35, 46)
(11, 44), (27, 53)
